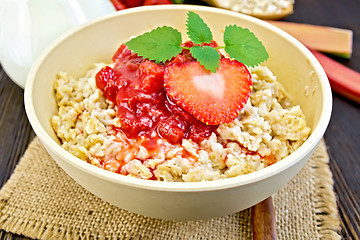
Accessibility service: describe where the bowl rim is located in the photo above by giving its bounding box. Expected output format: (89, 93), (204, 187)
(25, 5), (332, 192)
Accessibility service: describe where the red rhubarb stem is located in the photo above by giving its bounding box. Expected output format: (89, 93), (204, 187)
(310, 49), (360, 104)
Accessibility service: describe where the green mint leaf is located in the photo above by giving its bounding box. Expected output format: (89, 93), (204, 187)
(186, 11), (213, 44)
(224, 25), (269, 67)
(172, 0), (184, 3)
(190, 46), (220, 72)
(125, 26), (182, 63)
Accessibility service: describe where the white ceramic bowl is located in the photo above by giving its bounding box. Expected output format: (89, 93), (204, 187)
(25, 5), (332, 220)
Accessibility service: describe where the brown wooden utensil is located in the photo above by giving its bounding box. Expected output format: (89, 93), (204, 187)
(251, 197), (278, 240)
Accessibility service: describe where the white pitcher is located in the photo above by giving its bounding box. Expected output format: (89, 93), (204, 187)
(0, 0), (116, 88)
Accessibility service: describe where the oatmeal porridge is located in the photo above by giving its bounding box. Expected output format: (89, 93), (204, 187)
(51, 42), (310, 182)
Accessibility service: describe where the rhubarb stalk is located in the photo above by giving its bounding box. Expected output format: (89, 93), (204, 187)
(268, 21), (353, 58)
(310, 49), (360, 104)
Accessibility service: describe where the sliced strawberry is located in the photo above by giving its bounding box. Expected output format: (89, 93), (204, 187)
(156, 117), (185, 144)
(95, 66), (124, 103)
(164, 58), (252, 125)
(142, 0), (172, 5)
(122, 0), (143, 8)
(109, 0), (127, 10)
(166, 54), (189, 66)
(137, 60), (165, 93)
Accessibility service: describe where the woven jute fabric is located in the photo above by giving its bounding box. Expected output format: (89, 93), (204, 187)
(0, 137), (340, 239)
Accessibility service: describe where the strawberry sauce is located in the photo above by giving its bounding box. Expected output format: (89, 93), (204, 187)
(95, 43), (217, 144)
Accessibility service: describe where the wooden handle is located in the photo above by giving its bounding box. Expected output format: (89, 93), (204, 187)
(251, 197), (278, 240)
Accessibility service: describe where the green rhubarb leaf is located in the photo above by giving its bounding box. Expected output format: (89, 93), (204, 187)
(186, 11), (213, 44)
(224, 25), (269, 67)
(125, 26), (182, 63)
(190, 46), (220, 72)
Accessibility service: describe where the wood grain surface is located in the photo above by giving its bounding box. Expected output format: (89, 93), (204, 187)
(1, 0), (360, 239)
(252, 197), (278, 240)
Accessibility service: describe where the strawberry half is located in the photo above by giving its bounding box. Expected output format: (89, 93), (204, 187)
(142, 0), (172, 5)
(164, 58), (252, 125)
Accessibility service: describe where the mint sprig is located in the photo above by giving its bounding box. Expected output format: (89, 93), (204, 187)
(125, 26), (182, 63)
(125, 11), (268, 72)
(224, 25), (269, 67)
(186, 11), (213, 44)
(190, 46), (220, 73)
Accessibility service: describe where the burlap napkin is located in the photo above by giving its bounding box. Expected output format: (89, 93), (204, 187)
(0, 138), (340, 239)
